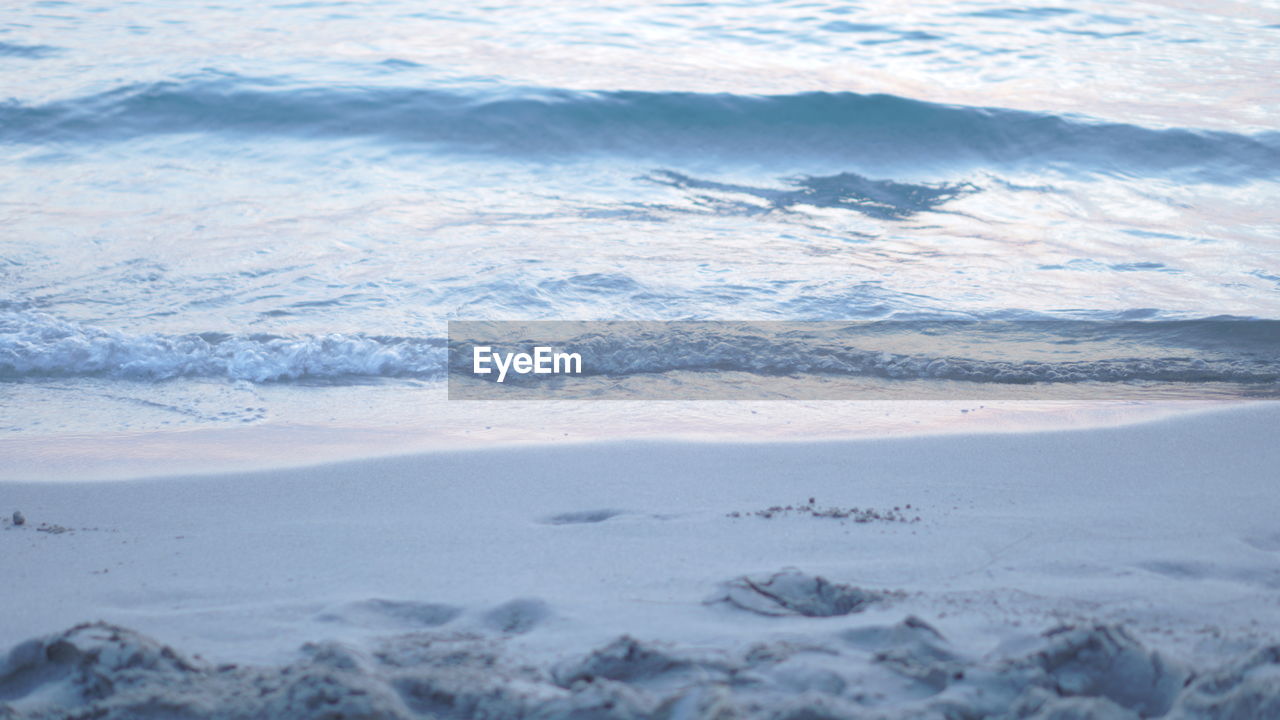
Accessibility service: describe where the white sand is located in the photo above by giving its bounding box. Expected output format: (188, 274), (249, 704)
(2, 403), (1279, 718)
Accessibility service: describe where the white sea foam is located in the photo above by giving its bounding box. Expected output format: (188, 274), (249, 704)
(0, 312), (446, 382)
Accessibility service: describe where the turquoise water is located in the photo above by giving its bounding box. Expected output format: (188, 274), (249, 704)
(2, 1), (1279, 432)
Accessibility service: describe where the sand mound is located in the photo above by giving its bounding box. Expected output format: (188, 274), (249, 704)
(1024, 624), (1190, 716)
(5, 618), (1273, 719)
(553, 635), (733, 689)
(0, 622), (416, 720)
(1173, 645), (1280, 719)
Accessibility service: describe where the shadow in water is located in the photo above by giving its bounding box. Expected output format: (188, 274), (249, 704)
(645, 170), (976, 220)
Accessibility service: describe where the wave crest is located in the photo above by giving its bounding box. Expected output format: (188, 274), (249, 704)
(3, 75), (1277, 180)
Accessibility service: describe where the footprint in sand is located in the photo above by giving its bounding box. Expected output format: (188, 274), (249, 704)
(483, 598), (552, 634)
(707, 568), (904, 617)
(1243, 532), (1280, 553)
(316, 598), (462, 629)
(1137, 560), (1280, 590)
(539, 509), (627, 525)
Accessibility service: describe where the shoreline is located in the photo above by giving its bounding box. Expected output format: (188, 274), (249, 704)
(0, 399), (1248, 482)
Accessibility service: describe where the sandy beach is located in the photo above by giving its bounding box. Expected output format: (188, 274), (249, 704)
(3, 403), (1279, 718)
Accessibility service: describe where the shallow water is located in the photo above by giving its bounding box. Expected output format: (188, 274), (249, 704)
(2, 0), (1278, 438)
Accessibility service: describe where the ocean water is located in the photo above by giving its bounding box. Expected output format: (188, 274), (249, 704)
(2, 1), (1279, 441)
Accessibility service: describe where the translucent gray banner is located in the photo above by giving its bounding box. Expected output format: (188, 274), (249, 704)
(447, 320), (1280, 400)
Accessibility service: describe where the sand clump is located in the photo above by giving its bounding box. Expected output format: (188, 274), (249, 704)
(708, 569), (905, 618)
(727, 499), (920, 524)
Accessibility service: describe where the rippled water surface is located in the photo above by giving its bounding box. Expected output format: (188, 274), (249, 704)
(2, 0), (1278, 439)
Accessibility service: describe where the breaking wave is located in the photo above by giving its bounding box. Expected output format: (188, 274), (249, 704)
(6, 313), (1279, 393)
(0, 312), (445, 382)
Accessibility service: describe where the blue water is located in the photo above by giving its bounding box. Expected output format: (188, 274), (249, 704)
(2, 1), (1279, 433)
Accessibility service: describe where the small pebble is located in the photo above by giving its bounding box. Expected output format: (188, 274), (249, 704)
(13, 510), (25, 526)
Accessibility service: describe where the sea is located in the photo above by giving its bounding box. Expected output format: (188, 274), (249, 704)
(2, 0), (1278, 474)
